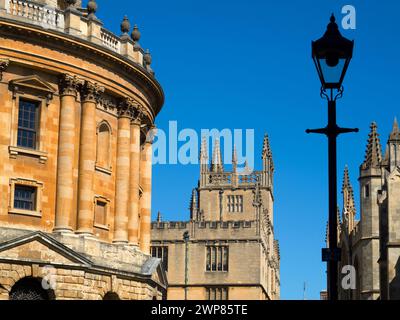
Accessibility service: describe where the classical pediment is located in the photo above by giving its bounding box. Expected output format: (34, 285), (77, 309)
(10, 75), (56, 94)
(142, 257), (168, 288)
(0, 231), (92, 267)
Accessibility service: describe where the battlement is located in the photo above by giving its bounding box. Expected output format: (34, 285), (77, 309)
(151, 220), (255, 230)
(151, 220), (260, 243)
(202, 170), (264, 189)
(0, 0), (152, 74)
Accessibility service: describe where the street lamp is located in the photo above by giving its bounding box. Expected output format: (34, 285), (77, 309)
(183, 231), (189, 300)
(307, 14), (357, 301)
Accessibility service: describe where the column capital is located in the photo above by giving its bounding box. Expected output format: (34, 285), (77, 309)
(59, 74), (83, 97)
(117, 97), (135, 118)
(131, 104), (146, 125)
(81, 80), (105, 103)
(0, 59), (9, 81)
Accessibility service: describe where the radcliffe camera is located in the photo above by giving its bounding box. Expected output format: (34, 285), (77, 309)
(0, 0), (398, 317)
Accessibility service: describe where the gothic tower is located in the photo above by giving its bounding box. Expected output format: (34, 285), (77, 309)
(358, 122), (382, 299)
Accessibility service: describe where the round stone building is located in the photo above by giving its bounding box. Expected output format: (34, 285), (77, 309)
(0, 0), (166, 299)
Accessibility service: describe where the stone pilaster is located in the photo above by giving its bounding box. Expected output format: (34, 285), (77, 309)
(76, 81), (104, 236)
(139, 126), (155, 254)
(128, 106), (144, 245)
(54, 74), (82, 233)
(113, 99), (133, 244)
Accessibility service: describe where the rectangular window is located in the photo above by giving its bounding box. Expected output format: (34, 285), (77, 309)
(206, 287), (228, 300)
(365, 184), (370, 198)
(151, 246), (169, 271)
(94, 200), (107, 226)
(17, 99), (39, 149)
(227, 195), (243, 213)
(206, 246), (228, 272)
(14, 185), (37, 211)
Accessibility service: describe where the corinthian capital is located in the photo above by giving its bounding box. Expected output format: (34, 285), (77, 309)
(59, 74), (83, 96)
(131, 104), (147, 125)
(0, 59), (10, 81)
(117, 97), (141, 119)
(81, 81), (105, 103)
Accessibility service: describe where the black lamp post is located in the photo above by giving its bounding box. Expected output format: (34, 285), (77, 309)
(307, 14), (357, 301)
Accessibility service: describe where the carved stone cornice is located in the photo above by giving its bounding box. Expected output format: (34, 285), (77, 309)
(99, 96), (118, 111)
(59, 74), (83, 97)
(0, 59), (10, 81)
(81, 81), (105, 103)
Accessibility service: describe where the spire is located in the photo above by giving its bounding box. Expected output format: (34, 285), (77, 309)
(211, 138), (224, 172)
(389, 117), (400, 141)
(190, 189), (197, 212)
(362, 122), (382, 170)
(200, 136), (208, 163)
(156, 211), (162, 223)
(342, 166), (356, 233)
(232, 146), (237, 172)
(262, 134), (274, 171)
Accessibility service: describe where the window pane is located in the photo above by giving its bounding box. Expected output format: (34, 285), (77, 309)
(217, 247), (222, 271)
(206, 247), (211, 271)
(223, 247), (229, 271)
(14, 185), (36, 211)
(212, 247), (217, 271)
(17, 99), (39, 149)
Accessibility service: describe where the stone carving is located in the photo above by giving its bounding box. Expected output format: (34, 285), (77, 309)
(0, 59), (10, 81)
(59, 74), (83, 96)
(80, 81), (104, 103)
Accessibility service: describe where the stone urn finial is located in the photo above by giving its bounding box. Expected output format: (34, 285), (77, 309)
(121, 16), (131, 35)
(87, 0), (98, 19)
(131, 24), (141, 43)
(144, 49), (152, 66)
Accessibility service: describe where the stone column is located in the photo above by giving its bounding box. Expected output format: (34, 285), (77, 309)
(54, 74), (82, 233)
(139, 126), (155, 254)
(76, 81), (104, 236)
(128, 107), (144, 245)
(113, 99), (133, 244)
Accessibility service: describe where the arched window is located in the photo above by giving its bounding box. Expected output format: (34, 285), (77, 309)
(96, 122), (111, 170)
(10, 277), (54, 300)
(103, 292), (120, 300)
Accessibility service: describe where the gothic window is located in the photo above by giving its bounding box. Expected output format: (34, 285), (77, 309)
(227, 195), (243, 213)
(14, 185), (36, 211)
(206, 287), (228, 300)
(96, 122), (112, 170)
(151, 246), (169, 271)
(17, 99), (39, 149)
(206, 246), (228, 272)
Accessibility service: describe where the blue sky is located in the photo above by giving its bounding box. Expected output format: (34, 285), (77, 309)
(95, 0), (400, 299)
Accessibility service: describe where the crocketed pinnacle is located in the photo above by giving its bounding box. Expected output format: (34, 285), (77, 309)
(389, 117), (400, 141)
(262, 134), (274, 171)
(362, 122), (382, 169)
(211, 139), (224, 172)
